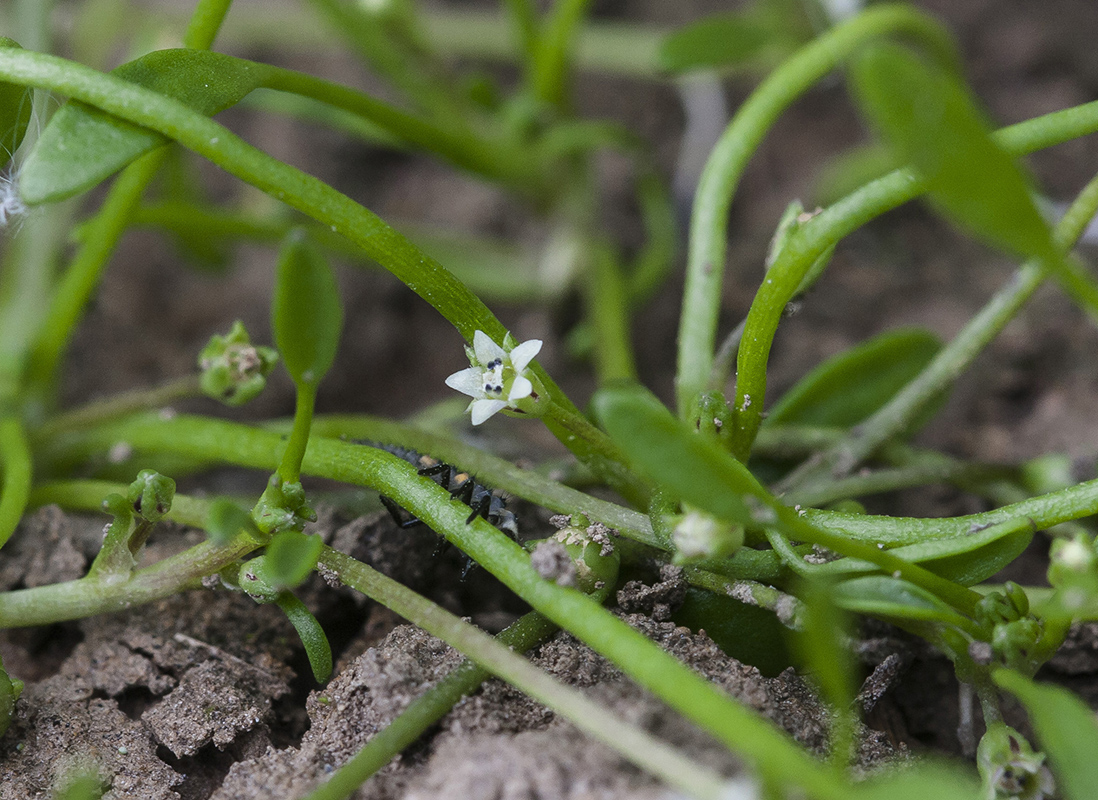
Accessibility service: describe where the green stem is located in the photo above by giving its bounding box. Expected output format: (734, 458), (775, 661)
(782, 459), (1010, 509)
(23, 0), (234, 405)
(260, 65), (542, 192)
(502, 0), (540, 75)
(586, 241), (637, 383)
(278, 384), (315, 485)
(0, 47), (640, 495)
(683, 566), (803, 629)
(532, 0), (593, 109)
(0, 535), (255, 627)
(32, 375), (201, 440)
(275, 592), (332, 682)
(24, 150), (167, 408)
(36, 414), (845, 797)
(183, 0), (234, 49)
(0, 416), (31, 549)
(305, 0), (472, 125)
(319, 547), (730, 800)
(625, 166), (678, 304)
(731, 105), (1098, 465)
(540, 404), (651, 508)
(302, 612), (558, 800)
(305, 414), (660, 547)
(794, 165), (1098, 481)
(676, 4), (956, 415)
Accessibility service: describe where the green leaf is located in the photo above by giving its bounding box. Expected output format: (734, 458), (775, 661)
(850, 42), (1056, 263)
(20, 49), (271, 204)
(0, 650), (22, 738)
(851, 761), (981, 800)
(658, 0), (809, 74)
(593, 385), (764, 526)
(265, 530), (323, 589)
(660, 13), (776, 73)
(794, 580), (855, 740)
(830, 575), (973, 630)
(811, 518), (1034, 587)
(205, 497), (254, 544)
(272, 230), (343, 388)
(994, 670), (1098, 800)
(275, 593), (332, 682)
(0, 38), (31, 160)
(766, 327), (942, 428)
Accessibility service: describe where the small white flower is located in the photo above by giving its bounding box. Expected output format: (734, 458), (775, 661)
(445, 330), (543, 425)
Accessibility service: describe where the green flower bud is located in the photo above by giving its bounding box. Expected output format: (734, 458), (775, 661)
(126, 469), (175, 522)
(671, 508), (744, 562)
(252, 476), (316, 537)
(0, 651), (23, 738)
(237, 555), (281, 603)
(1047, 535), (1098, 612)
(199, 321), (278, 407)
(977, 723), (1054, 800)
(688, 391), (733, 446)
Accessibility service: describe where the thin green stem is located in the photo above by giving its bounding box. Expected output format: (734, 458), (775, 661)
(0, 534), (256, 627)
(587, 242), (637, 383)
(305, 0), (471, 125)
(32, 375), (201, 441)
(23, 150), (167, 409)
(0, 48), (642, 496)
(625, 166), (678, 304)
(23, 0), (234, 406)
(684, 566), (804, 629)
(0, 416), (31, 549)
(36, 413), (845, 797)
(320, 547), (730, 800)
(532, 0), (593, 109)
(798, 166), (1098, 481)
(183, 0), (234, 49)
(302, 611), (557, 800)
(676, 4), (956, 416)
(502, 0), (540, 76)
(129, 201), (552, 302)
(305, 414), (660, 547)
(782, 459), (1009, 509)
(260, 65), (542, 192)
(731, 104), (1098, 464)
(278, 384), (315, 485)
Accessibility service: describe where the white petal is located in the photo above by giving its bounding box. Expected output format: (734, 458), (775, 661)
(473, 330), (506, 366)
(508, 339), (542, 373)
(445, 367), (485, 398)
(469, 398), (507, 425)
(508, 375), (533, 401)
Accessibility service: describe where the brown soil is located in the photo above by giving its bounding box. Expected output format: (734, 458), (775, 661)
(5, 1), (1098, 798)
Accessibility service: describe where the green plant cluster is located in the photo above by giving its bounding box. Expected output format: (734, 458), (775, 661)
(2, 0), (1098, 798)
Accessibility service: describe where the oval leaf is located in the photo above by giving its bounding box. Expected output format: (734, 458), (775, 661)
(767, 327), (942, 429)
(206, 497), (254, 544)
(810, 518), (1033, 587)
(658, 1), (809, 74)
(995, 670), (1098, 800)
(831, 575), (973, 630)
(851, 762), (981, 800)
(0, 38), (31, 160)
(272, 230), (343, 388)
(265, 529), (323, 589)
(660, 12), (777, 74)
(850, 42), (1056, 263)
(275, 593), (332, 682)
(20, 49), (271, 204)
(593, 385), (762, 525)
